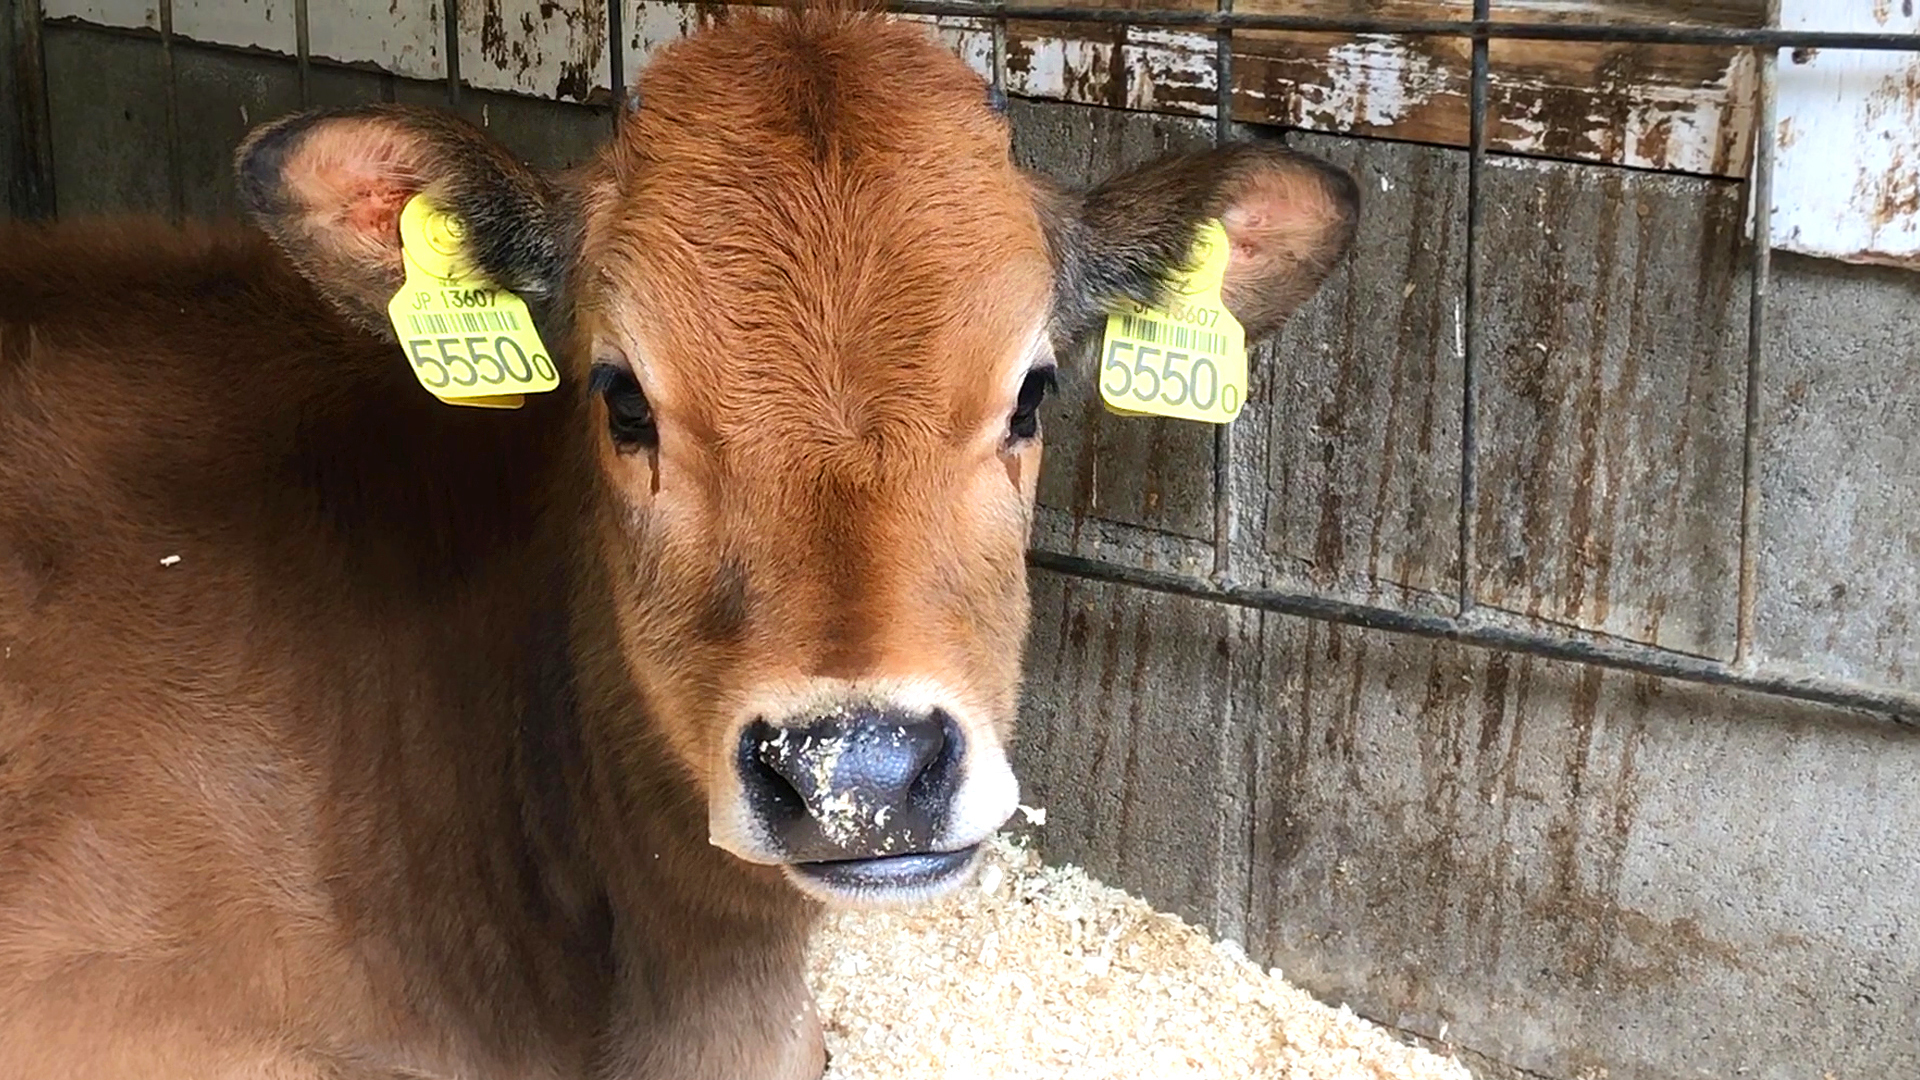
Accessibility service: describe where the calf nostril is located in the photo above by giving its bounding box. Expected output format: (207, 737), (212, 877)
(738, 719), (808, 819)
(869, 715), (947, 797)
(904, 710), (962, 805)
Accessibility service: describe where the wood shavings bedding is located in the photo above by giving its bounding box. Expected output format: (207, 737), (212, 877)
(808, 832), (1472, 1080)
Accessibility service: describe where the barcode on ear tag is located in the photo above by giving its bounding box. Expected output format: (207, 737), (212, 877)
(1097, 219), (1248, 425)
(385, 194), (561, 410)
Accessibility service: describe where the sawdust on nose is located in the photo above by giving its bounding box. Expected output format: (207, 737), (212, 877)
(807, 832), (1474, 1080)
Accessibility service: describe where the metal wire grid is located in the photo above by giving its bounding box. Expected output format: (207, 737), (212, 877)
(10, 1), (1920, 721)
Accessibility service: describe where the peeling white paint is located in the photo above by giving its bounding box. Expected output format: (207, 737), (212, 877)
(1313, 36), (1442, 130)
(41, 0), (154, 32)
(47, 0), (299, 54)
(1772, 0), (1920, 269)
(1011, 27), (1118, 107)
(1121, 27), (1213, 114)
(893, 13), (994, 81)
(48, 0), (443, 78)
(173, 0), (296, 56)
(461, 0), (607, 101)
(309, 0), (445, 82)
(626, 1), (702, 70)
(902, 15), (1749, 177)
(40, 0), (1794, 187)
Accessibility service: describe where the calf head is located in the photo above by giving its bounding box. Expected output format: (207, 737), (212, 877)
(235, 6), (1356, 907)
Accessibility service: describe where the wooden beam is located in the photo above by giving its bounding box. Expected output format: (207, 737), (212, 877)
(932, 0), (1764, 177)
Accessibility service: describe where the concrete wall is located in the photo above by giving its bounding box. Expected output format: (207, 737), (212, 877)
(1010, 99), (1920, 1080)
(9, 22), (1920, 1080)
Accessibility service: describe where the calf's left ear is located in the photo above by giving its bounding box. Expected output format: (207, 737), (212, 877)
(1039, 138), (1359, 347)
(234, 103), (572, 339)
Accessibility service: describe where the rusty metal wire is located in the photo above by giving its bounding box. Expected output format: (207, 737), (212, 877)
(1032, 551), (1920, 723)
(1457, 0), (1488, 619)
(294, 0), (311, 108)
(608, 0), (625, 126)
(1209, 0), (1234, 585)
(9, 2), (57, 218)
(158, 0), (183, 223)
(443, 0), (463, 107)
(1735, 2), (1783, 670)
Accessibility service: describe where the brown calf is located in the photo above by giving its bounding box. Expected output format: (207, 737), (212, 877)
(0, 5), (1357, 1078)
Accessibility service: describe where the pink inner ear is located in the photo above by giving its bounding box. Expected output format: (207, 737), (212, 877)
(350, 186), (413, 241)
(285, 124), (432, 254)
(1219, 168), (1342, 272)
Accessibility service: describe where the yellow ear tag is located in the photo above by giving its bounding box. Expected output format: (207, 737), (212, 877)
(385, 193), (561, 410)
(1097, 218), (1248, 424)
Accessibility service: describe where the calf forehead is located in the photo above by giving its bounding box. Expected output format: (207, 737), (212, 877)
(582, 12), (1051, 443)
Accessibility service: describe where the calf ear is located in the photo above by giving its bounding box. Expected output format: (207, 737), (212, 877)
(234, 103), (572, 339)
(1039, 138), (1359, 347)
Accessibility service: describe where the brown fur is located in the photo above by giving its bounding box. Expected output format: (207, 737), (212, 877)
(572, 9), (1052, 794)
(0, 7), (1357, 1079)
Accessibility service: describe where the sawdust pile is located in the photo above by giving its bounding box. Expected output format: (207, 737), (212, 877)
(808, 832), (1472, 1080)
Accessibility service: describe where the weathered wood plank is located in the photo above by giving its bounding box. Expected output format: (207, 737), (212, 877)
(174, 0), (297, 57)
(460, 0), (610, 103)
(623, 0), (706, 70)
(1770, 0), (1920, 270)
(1243, 0), (1765, 22)
(1231, 28), (1758, 178)
(610, 1), (1767, 176)
(908, 0), (1764, 178)
(309, 0), (445, 82)
(39, 0), (1769, 177)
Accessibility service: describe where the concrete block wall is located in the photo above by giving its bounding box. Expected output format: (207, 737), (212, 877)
(9, 22), (1920, 1080)
(1010, 97), (1920, 1080)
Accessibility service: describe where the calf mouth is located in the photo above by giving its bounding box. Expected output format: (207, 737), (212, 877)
(785, 843), (982, 904)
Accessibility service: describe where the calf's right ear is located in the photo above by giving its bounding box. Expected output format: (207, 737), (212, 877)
(234, 103), (573, 339)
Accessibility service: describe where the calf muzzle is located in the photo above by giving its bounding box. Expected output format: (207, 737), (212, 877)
(737, 707), (962, 864)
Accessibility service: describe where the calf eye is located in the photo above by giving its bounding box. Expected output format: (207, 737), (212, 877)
(588, 362), (658, 451)
(1008, 366), (1057, 443)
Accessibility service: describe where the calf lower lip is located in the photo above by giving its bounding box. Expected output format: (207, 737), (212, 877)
(790, 845), (979, 892)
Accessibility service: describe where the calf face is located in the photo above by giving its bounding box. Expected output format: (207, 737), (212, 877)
(236, 5), (1356, 908)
